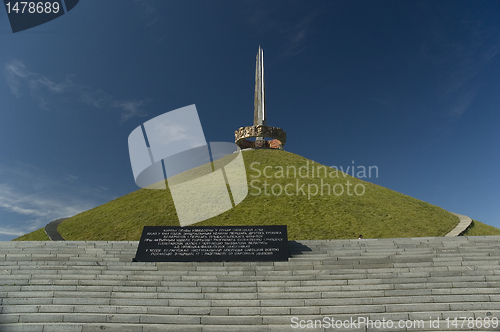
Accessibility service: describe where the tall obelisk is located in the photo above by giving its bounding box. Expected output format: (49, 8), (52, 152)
(234, 47), (286, 150)
(254, 46), (267, 127)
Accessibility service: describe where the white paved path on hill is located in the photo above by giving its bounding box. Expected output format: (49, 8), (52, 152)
(1, 236), (499, 331)
(445, 213), (473, 237)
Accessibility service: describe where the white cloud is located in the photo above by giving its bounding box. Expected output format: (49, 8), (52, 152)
(94, 185), (109, 192)
(0, 159), (114, 238)
(245, 4), (321, 58)
(449, 86), (480, 118)
(420, 13), (500, 97)
(419, 13), (500, 119)
(0, 228), (24, 236)
(281, 12), (319, 57)
(0, 182), (90, 220)
(63, 173), (79, 183)
(4, 59), (29, 97)
(113, 100), (149, 123)
(30, 76), (72, 93)
(3, 59), (149, 122)
(80, 88), (111, 108)
(132, 0), (167, 43)
(5, 59), (30, 78)
(0, 202), (45, 217)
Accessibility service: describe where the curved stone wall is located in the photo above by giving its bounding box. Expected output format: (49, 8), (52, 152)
(234, 125), (287, 149)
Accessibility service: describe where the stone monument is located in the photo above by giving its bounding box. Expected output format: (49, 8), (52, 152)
(235, 46), (287, 150)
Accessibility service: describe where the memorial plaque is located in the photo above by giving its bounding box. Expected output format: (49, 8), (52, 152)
(134, 225), (288, 262)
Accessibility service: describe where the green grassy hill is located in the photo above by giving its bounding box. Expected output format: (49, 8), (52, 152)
(16, 149), (467, 241)
(461, 220), (500, 236)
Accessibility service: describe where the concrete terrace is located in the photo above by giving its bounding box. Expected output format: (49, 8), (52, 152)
(0, 236), (499, 331)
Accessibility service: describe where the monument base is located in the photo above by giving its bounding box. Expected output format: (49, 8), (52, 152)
(238, 139), (283, 150)
(234, 125), (286, 150)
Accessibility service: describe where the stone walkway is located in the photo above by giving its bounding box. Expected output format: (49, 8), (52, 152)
(445, 213), (473, 237)
(44, 218), (68, 241)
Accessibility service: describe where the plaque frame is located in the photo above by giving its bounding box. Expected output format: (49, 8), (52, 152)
(134, 225), (289, 262)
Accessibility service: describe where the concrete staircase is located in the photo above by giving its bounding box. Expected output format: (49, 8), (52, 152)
(0, 236), (499, 331)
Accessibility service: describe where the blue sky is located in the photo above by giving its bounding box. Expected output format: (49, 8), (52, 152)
(0, 0), (499, 240)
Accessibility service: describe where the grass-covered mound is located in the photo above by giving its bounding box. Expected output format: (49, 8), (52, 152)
(17, 149), (462, 241)
(461, 220), (500, 236)
(14, 228), (50, 241)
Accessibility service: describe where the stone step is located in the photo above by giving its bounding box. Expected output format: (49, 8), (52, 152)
(1, 311), (500, 324)
(1, 315), (500, 331)
(2, 270), (499, 279)
(1, 305), (497, 318)
(0, 292), (498, 308)
(1, 292), (498, 303)
(1, 284), (500, 295)
(0, 236), (499, 331)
